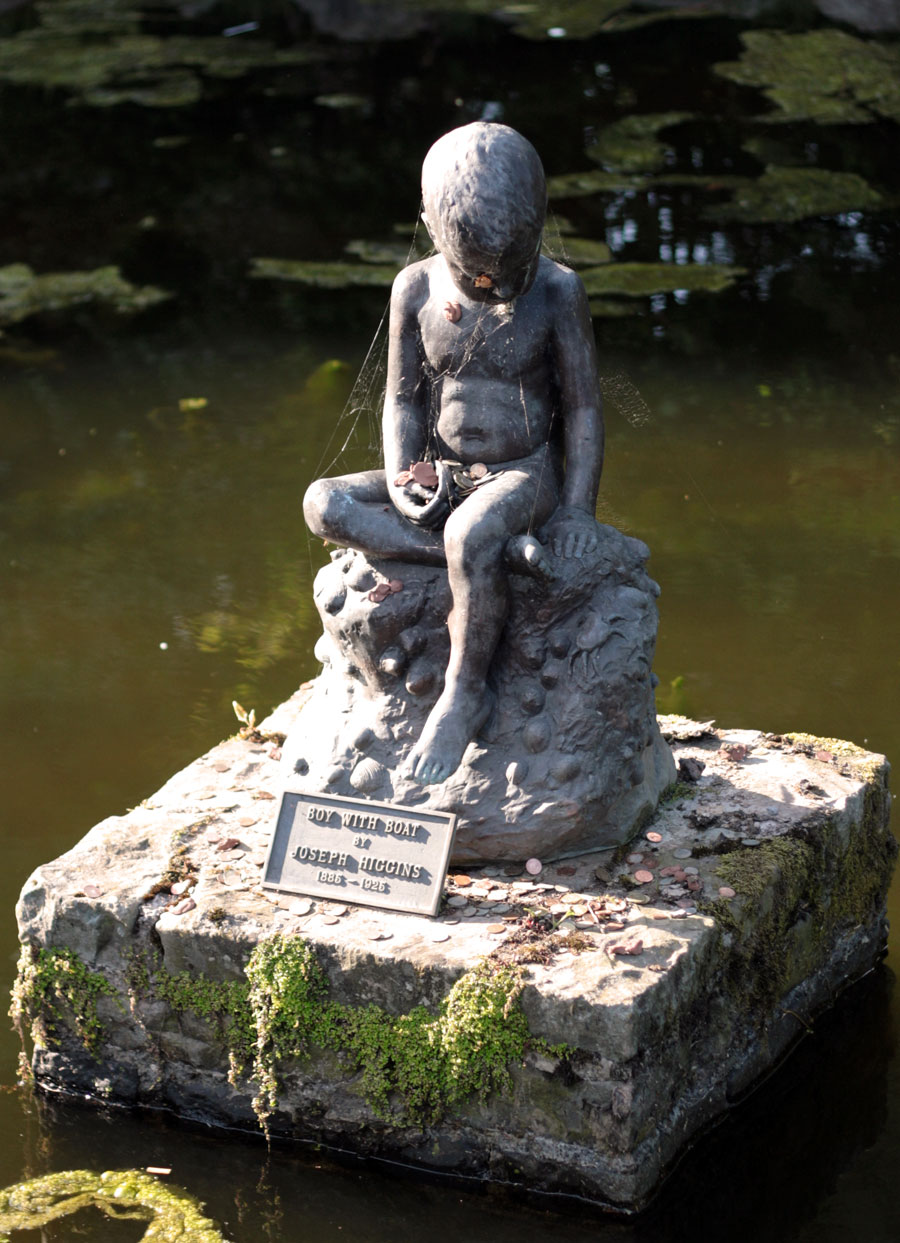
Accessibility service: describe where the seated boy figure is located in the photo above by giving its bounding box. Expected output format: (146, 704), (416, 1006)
(304, 122), (603, 786)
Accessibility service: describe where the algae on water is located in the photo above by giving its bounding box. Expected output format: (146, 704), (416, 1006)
(0, 1168), (229, 1242)
(579, 262), (745, 298)
(0, 0), (321, 108)
(714, 29), (900, 125)
(250, 258), (399, 289)
(588, 111), (694, 173)
(705, 165), (884, 224)
(0, 264), (171, 326)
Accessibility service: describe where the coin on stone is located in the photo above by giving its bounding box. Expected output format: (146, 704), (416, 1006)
(673, 847), (692, 859)
(430, 930), (450, 942)
(718, 886), (737, 898)
(646, 831), (663, 843)
(634, 870), (654, 885)
(525, 858), (543, 876)
(626, 853), (643, 864)
(447, 895), (468, 907)
(487, 924), (507, 935)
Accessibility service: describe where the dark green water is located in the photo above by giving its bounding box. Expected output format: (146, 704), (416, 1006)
(1, 2), (899, 1238)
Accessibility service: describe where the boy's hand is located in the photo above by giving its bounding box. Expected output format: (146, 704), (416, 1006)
(389, 461), (453, 530)
(543, 506), (599, 559)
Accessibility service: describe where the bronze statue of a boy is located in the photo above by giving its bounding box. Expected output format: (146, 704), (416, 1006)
(304, 122), (603, 785)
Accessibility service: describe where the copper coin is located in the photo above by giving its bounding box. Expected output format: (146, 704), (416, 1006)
(321, 916), (339, 925)
(388, 579), (403, 593)
(170, 897), (196, 916)
(239, 816), (258, 828)
(411, 461), (438, 487)
(82, 884), (104, 899)
(469, 462), (488, 479)
(605, 921), (625, 932)
(443, 301), (462, 323)
(452, 874), (472, 887)
(213, 761), (231, 773)
(659, 866), (677, 877)
(487, 924), (507, 935)
(673, 869), (687, 882)
(473, 273), (493, 288)
(216, 837), (240, 852)
(393, 470), (412, 486)
(687, 879), (702, 892)
(254, 790), (276, 801)
(718, 886), (737, 899)
(634, 870), (654, 885)
(645, 831), (663, 843)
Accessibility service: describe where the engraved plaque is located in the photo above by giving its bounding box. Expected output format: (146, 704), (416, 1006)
(262, 788), (457, 917)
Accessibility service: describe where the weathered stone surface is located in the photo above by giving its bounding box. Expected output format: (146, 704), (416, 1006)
(281, 531), (675, 863)
(14, 711), (895, 1210)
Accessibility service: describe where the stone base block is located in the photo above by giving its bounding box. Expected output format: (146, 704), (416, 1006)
(13, 704), (895, 1210)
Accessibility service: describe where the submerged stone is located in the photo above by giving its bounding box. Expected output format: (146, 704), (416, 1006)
(714, 29), (900, 125)
(0, 263), (171, 326)
(12, 716), (894, 1210)
(704, 165), (884, 224)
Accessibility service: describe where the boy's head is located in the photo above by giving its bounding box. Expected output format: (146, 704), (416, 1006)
(421, 122), (546, 303)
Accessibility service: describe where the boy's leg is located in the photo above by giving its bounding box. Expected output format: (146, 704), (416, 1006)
(407, 461), (558, 784)
(304, 470), (445, 564)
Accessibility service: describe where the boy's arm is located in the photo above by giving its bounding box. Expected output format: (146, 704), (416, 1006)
(382, 265), (448, 526)
(544, 266), (604, 558)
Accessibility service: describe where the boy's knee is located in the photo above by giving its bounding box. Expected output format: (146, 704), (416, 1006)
(303, 478), (339, 539)
(444, 508), (505, 570)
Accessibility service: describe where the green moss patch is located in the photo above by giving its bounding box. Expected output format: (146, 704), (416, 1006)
(0, 1168), (228, 1241)
(17, 935), (548, 1131)
(579, 262), (745, 298)
(0, 0), (320, 108)
(704, 165), (883, 224)
(588, 111), (694, 173)
(703, 786), (896, 1008)
(0, 264), (171, 327)
(10, 946), (121, 1059)
(249, 258), (399, 289)
(714, 29), (900, 125)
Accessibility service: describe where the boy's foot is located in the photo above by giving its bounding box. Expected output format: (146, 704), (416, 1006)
(504, 532), (555, 583)
(406, 687), (494, 785)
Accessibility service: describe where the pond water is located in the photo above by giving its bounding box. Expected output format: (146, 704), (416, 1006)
(1, 2), (899, 1239)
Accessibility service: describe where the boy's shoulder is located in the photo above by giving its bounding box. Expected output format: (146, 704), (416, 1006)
(536, 253), (586, 299)
(391, 255), (439, 306)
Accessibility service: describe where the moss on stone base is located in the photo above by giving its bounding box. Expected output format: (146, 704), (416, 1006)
(10, 945), (121, 1062)
(15, 935), (550, 1132)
